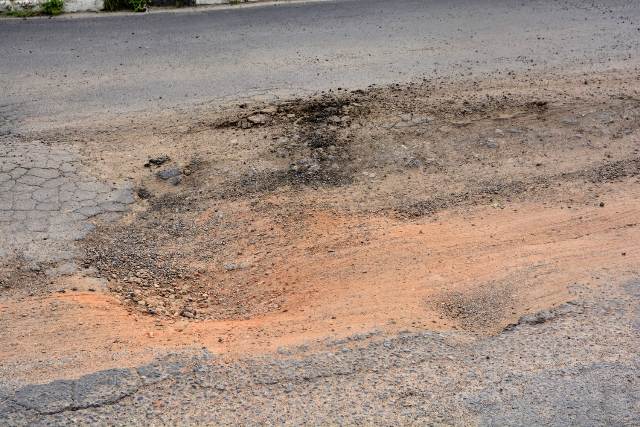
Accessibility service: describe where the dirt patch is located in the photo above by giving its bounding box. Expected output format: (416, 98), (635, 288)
(3, 194), (640, 383)
(2, 70), (640, 382)
(72, 71), (640, 323)
(221, 95), (369, 196)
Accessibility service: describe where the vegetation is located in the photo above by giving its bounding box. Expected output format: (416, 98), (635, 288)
(128, 0), (147, 12)
(103, 0), (148, 12)
(4, 0), (64, 16)
(103, 0), (124, 11)
(41, 0), (64, 15)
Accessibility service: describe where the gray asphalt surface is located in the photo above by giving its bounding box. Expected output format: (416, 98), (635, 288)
(1, 0), (639, 129)
(1, 0), (640, 425)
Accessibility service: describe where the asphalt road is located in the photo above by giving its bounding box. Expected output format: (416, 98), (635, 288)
(1, 0), (639, 129)
(1, 1), (640, 425)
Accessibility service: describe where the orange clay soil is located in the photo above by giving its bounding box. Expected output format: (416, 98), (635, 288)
(2, 190), (639, 384)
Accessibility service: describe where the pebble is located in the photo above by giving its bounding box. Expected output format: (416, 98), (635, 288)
(157, 168), (182, 180)
(145, 155), (170, 167)
(247, 114), (269, 125)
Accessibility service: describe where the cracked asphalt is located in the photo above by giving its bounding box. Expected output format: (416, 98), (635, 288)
(0, 137), (134, 269)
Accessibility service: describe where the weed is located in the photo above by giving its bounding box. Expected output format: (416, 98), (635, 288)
(103, 0), (147, 12)
(128, 0), (148, 12)
(41, 0), (64, 15)
(103, 0), (126, 10)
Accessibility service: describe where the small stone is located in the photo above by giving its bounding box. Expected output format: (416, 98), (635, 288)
(599, 201), (605, 207)
(145, 155), (170, 167)
(137, 188), (152, 199)
(223, 263), (238, 271)
(260, 106), (278, 114)
(157, 168), (181, 180)
(247, 114), (269, 125)
(180, 308), (195, 318)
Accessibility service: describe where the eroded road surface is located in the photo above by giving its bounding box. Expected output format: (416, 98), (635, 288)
(1, 0), (640, 425)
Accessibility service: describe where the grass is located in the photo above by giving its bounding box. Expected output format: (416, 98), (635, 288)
(41, 0), (64, 15)
(103, 0), (148, 12)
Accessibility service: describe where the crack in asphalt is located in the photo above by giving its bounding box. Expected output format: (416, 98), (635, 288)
(7, 361), (189, 416)
(0, 137), (135, 273)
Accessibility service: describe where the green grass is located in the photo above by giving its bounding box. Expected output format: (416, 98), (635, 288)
(41, 0), (65, 15)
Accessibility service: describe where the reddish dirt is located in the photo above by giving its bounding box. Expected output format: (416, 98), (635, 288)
(2, 188), (638, 383)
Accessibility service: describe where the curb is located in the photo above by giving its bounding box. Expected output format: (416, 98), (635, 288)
(0, 0), (316, 14)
